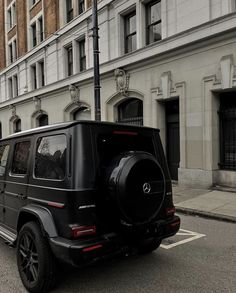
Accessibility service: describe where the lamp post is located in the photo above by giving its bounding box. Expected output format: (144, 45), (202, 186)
(92, 0), (101, 121)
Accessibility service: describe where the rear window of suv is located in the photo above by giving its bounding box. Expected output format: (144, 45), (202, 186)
(34, 135), (67, 180)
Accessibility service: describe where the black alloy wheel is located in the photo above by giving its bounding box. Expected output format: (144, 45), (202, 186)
(17, 222), (57, 293)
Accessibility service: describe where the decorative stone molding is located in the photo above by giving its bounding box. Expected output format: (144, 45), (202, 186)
(69, 84), (80, 103)
(219, 55), (235, 89)
(159, 71), (173, 100)
(33, 97), (41, 112)
(114, 68), (130, 96)
(9, 104), (16, 118)
(9, 104), (20, 134)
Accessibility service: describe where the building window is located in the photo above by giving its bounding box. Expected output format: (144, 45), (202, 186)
(31, 22), (37, 47)
(31, 64), (37, 89)
(38, 114), (48, 126)
(9, 43), (13, 63)
(8, 77), (13, 99)
(38, 17), (44, 42)
(38, 61), (45, 87)
(78, 39), (86, 72)
(124, 12), (136, 53)
(78, 0), (85, 15)
(146, 0), (161, 44)
(66, 0), (73, 22)
(219, 95), (236, 170)
(117, 98), (143, 125)
(8, 39), (17, 64)
(7, 8), (12, 29)
(66, 45), (73, 76)
(13, 75), (18, 97)
(12, 3), (16, 26)
(14, 119), (22, 133)
(13, 39), (17, 60)
(73, 107), (91, 120)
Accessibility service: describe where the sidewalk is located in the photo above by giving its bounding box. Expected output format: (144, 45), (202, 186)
(173, 185), (236, 223)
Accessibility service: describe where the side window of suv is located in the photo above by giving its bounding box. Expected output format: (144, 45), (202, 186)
(11, 141), (31, 175)
(35, 135), (67, 180)
(0, 145), (10, 176)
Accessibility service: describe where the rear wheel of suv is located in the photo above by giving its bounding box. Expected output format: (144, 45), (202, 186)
(17, 222), (57, 293)
(106, 151), (165, 225)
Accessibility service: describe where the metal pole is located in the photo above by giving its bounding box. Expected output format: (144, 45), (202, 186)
(92, 0), (101, 121)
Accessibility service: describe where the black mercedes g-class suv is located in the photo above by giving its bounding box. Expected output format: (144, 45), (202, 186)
(0, 121), (180, 292)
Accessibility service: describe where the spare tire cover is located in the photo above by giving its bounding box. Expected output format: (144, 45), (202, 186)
(106, 151), (165, 224)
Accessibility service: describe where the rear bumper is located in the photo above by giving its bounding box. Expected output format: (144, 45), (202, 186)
(49, 215), (180, 266)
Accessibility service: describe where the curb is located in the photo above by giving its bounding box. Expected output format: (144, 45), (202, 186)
(176, 207), (236, 223)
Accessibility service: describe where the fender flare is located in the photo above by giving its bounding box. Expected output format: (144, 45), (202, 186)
(17, 204), (58, 238)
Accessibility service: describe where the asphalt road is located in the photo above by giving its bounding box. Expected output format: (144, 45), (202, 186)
(0, 214), (235, 293)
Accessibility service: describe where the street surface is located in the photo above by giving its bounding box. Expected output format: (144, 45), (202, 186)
(0, 214), (235, 293)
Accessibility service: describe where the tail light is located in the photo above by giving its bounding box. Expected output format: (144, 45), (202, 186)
(70, 225), (96, 239)
(166, 207), (176, 216)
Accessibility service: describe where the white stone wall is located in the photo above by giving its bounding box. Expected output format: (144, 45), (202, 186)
(0, 0), (236, 188)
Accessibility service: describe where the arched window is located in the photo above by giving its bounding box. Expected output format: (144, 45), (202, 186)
(117, 98), (143, 125)
(14, 119), (21, 133)
(73, 107), (91, 120)
(38, 114), (48, 127)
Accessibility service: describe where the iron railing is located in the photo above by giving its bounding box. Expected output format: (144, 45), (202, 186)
(116, 116), (143, 126)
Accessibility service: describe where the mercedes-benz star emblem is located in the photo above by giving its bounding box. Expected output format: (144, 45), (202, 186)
(143, 182), (151, 194)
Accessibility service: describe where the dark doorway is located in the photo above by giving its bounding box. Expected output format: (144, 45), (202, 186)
(166, 99), (180, 180)
(219, 92), (236, 170)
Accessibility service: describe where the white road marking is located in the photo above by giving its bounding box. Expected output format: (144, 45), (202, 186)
(160, 228), (206, 249)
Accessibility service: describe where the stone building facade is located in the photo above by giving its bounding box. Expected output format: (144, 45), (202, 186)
(0, 0), (236, 189)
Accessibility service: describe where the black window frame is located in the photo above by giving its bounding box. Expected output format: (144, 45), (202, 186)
(66, 0), (74, 23)
(117, 98), (143, 126)
(38, 17), (44, 42)
(38, 114), (48, 127)
(11, 141), (31, 175)
(78, 0), (85, 14)
(31, 22), (37, 47)
(66, 44), (73, 76)
(34, 134), (67, 181)
(9, 43), (13, 63)
(14, 119), (22, 133)
(124, 11), (137, 54)
(146, 0), (162, 45)
(39, 60), (45, 87)
(0, 144), (10, 176)
(78, 38), (86, 72)
(31, 64), (37, 89)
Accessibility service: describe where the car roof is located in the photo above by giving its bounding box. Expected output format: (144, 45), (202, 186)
(0, 120), (159, 142)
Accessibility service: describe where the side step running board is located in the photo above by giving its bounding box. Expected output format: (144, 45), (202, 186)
(0, 225), (17, 244)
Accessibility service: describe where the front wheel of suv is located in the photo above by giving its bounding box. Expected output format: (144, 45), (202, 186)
(17, 221), (57, 293)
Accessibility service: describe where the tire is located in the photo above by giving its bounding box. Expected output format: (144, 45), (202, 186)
(136, 238), (162, 254)
(17, 221), (57, 293)
(106, 151), (165, 225)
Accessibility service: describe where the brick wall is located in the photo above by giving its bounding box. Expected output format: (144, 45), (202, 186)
(16, 0), (27, 57)
(30, 0), (42, 20)
(0, 0), (6, 70)
(44, 0), (59, 38)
